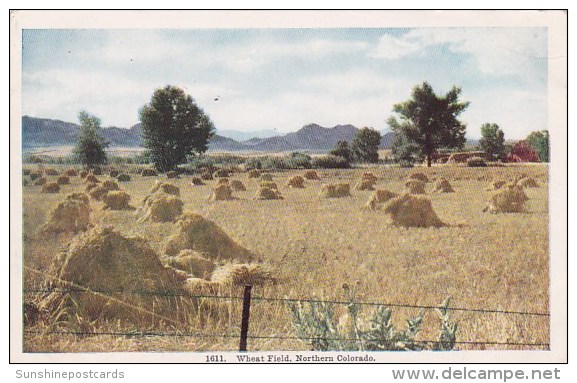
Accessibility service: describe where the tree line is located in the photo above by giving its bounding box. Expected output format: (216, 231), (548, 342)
(72, 83), (549, 171)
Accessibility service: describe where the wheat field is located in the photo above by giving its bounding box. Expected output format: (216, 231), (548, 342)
(21, 163), (549, 352)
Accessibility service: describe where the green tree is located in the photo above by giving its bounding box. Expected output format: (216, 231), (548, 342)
(139, 85), (215, 172)
(526, 130), (549, 162)
(73, 111), (109, 168)
(387, 82), (469, 167)
(351, 127), (381, 163)
(479, 123), (506, 160)
(329, 140), (352, 162)
(391, 130), (423, 167)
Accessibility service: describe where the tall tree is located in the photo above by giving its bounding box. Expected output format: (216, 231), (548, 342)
(351, 127), (381, 163)
(139, 85), (215, 172)
(391, 130), (423, 167)
(73, 111), (109, 168)
(526, 130), (549, 162)
(387, 82), (469, 167)
(329, 140), (352, 163)
(479, 123), (506, 160)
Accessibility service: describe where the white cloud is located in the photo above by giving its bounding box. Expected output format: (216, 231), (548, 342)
(370, 34), (420, 59)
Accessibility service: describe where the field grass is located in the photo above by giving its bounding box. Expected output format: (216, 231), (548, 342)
(21, 163), (549, 352)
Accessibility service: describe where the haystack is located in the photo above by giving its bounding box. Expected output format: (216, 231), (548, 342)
(65, 169), (78, 177)
(91, 168), (103, 175)
(141, 168), (158, 177)
(89, 185), (111, 201)
(405, 179), (426, 194)
(138, 193), (183, 222)
(103, 190), (134, 210)
(208, 184), (235, 201)
(255, 186), (283, 200)
(34, 177), (47, 186)
(213, 169), (230, 178)
(247, 169), (261, 178)
(217, 177), (230, 185)
(108, 170), (119, 178)
(85, 182), (99, 193)
(260, 173), (274, 182)
(303, 170), (320, 180)
(39, 226), (188, 322)
(40, 194), (91, 234)
(85, 174), (100, 183)
(483, 185), (528, 213)
(260, 181), (278, 190)
(44, 168), (59, 176)
(79, 170), (89, 178)
(286, 175), (305, 188)
(190, 177), (204, 186)
(229, 179), (247, 191)
(117, 173), (131, 182)
(517, 177), (539, 188)
(408, 172), (429, 183)
(102, 179), (120, 191)
(41, 182), (60, 193)
(164, 250), (216, 279)
(30, 171), (42, 181)
(23, 168), (32, 176)
(365, 189), (398, 210)
(166, 171), (179, 179)
(211, 263), (276, 286)
(185, 278), (223, 296)
(56, 176), (70, 185)
(383, 194), (445, 228)
(201, 172), (213, 181)
(487, 180), (507, 191)
(162, 213), (254, 262)
(319, 183), (351, 198)
(151, 181), (180, 196)
(433, 178), (455, 193)
(354, 179), (376, 191)
(361, 172), (378, 183)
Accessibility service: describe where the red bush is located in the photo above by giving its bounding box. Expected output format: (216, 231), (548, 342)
(506, 140), (540, 163)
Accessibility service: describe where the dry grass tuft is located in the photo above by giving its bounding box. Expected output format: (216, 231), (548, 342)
(409, 172), (429, 183)
(433, 178), (455, 193)
(405, 179), (426, 194)
(286, 175), (305, 188)
(103, 190), (134, 210)
(365, 189), (398, 210)
(40, 194), (91, 234)
(163, 213), (254, 262)
(138, 193), (184, 222)
(483, 185), (529, 213)
(383, 193), (445, 228)
(255, 186), (283, 200)
(303, 170), (320, 180)
(151, 181), (180, 196)
(211, 263), (276, 286)
(208, 184), (235, 201)
(319, 183), (351, 198)
(41, 182), (60, 193)
(164, 250), (216, 279)
(229, 179), (247, 191)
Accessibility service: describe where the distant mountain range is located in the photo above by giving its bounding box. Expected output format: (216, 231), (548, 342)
(21, 116), (398, 152)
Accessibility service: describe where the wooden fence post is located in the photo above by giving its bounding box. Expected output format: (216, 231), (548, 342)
(239, 285), (252, 352)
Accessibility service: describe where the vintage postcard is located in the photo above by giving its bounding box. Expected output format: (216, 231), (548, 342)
(10, 10), (567, 363)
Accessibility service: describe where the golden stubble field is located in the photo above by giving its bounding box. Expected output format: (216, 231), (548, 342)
(21, 163), (549, 352)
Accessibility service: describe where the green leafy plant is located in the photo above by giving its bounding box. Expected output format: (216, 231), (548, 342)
(288, 283), (457, 351)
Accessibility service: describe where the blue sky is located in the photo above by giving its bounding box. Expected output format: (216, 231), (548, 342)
(22, 28), (547, 139)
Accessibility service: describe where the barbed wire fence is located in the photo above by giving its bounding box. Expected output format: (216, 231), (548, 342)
(22, 280), (550, 352)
